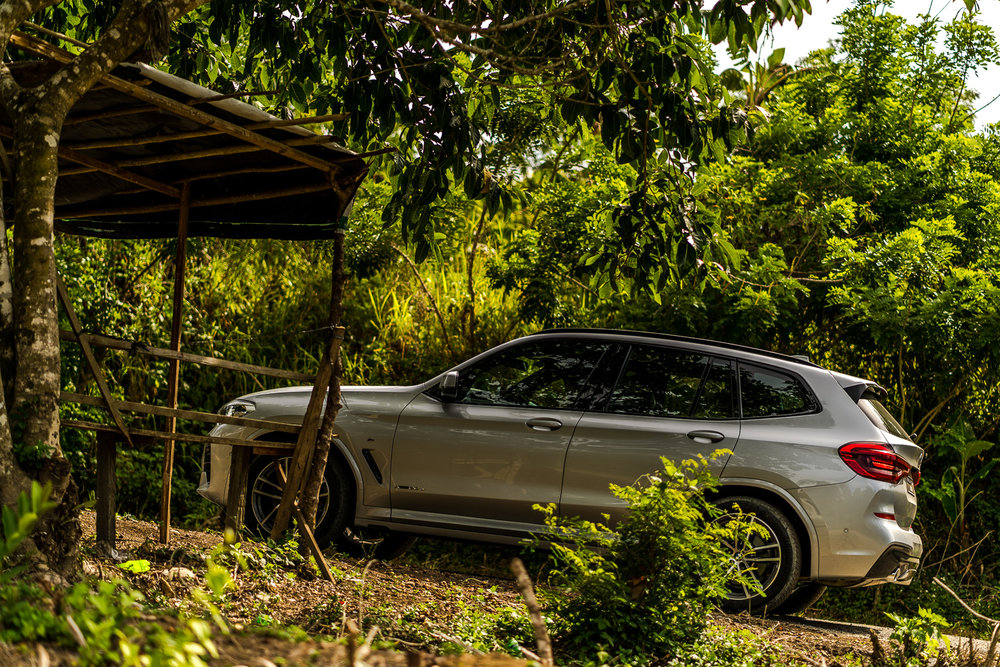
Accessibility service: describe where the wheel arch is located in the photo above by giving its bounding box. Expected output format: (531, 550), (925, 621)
(709, 482), (816, 581)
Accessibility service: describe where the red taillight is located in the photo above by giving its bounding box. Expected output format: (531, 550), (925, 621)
(838, 442), (911, 484)
(910, 468), (921, 486)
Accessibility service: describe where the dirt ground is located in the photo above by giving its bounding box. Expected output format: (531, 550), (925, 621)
(3, 512), (989, 666)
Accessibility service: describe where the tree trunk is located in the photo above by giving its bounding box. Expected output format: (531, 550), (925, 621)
(5, 104), (81, 578)
(0, 174), (26, 509)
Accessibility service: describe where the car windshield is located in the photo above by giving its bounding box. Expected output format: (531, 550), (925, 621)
(858, 398), (910, 440)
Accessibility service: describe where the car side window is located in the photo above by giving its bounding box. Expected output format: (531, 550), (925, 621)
(458, 340), (609, 409)
(739, 364), (818, 418)
(606, 346), (735, 419)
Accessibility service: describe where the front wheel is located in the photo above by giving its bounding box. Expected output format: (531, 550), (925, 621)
(715, 496), (802, 615)
(244, 455), (352, 548)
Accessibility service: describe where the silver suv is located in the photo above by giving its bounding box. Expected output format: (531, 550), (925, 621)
(198, 329), (923, 613)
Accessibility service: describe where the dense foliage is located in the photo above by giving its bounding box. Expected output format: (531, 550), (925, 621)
(539, 454), (753, 664)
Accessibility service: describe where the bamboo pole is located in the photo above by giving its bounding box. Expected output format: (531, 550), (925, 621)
(60, 419), (295, 450)
(159, 183), (190, 544)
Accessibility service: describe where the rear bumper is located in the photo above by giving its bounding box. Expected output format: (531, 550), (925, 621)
(791, 478), (922, 587)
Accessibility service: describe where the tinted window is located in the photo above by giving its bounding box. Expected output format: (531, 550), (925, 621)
(607, 347), (734, 419)
(693, 359), (735, 419)
(458, 340), (609, 409)
(859, 398), (911, 440)
(740, 364), (818, 418)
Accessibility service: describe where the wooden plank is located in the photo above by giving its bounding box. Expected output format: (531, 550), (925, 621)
(8, 32), (345, 181)
(58, 330), (315, 382)
(275, 465), (334, 583)
(224, 445), (251, 535)
(95, 431), (117, 552)
(60, 419), (296, 450)
(270, 327), (345, 539)
(59, 391), (301, 433)
(161, 183), (190, 544)
(56, 277), (134, 448)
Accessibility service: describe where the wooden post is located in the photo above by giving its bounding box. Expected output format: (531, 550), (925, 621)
(224, 445), (251, 535)
(159, 183), (191, 544)
(95, 431), (117, 553)
(56, 277), (134, 448)
(269, 328), (344, 540)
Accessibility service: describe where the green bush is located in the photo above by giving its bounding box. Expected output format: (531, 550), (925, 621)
(538, 453), (754, 665)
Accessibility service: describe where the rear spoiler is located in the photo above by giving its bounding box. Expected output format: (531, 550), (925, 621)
(832, 372), (887, 403)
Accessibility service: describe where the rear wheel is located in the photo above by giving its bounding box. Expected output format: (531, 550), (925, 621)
(715, 496), (802, 615)
(244, 455), (352, 548)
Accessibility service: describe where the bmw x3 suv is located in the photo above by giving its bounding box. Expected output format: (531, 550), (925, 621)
(198, 329), (923, 613)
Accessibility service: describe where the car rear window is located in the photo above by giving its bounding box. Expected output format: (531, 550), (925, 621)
(739, 364), (818, 418)
(858, 398), (911, 440)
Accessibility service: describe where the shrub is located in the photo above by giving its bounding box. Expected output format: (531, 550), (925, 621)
(538, 453), (754, 665)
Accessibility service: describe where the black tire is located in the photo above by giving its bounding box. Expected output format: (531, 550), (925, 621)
(715, 496), (802, 615)
(244, 455), (353, 548)
(770, 581), (827, 615)
(337, 527), (418, 560)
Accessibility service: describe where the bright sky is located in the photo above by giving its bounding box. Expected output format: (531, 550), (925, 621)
(717, 0), (1000, 130)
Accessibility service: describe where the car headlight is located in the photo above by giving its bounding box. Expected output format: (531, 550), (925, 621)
(219, 399), (256, 418)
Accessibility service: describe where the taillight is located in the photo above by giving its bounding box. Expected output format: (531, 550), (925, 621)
(838, 442), (911, 484)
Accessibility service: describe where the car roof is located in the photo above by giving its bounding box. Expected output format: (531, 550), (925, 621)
(532, 328), (821, 369)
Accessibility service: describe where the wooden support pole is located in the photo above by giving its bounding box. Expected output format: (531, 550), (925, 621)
(275, 465), (335, 583)
(224, 445), (251, 535)
(57, 330), (315, 382)
(159, 183), (190, 544)
(269, 327), (345, 540)
(95, 431), (117, 554)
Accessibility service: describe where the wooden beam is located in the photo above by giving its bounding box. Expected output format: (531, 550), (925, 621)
(60, 419), (296, 450)
(270, 327), (345, 540)
(60, 392), (301, 434)
(0, 126), (179, 198)
(56, 278), (134, 448)
(64, 114), (350, 151)
(161, 183), (190, 544)
(9, 32), (344, 179)
(59, 330), (315, 382)
(55, 182), (336, 219)
(63, 104), (159, 126)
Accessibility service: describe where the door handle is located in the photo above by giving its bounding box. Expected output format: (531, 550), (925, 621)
(526, 418), (563, 432)
(687, 430), (725, 444)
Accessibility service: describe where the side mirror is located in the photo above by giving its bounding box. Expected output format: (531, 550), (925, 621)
(439, 370), (460, 401)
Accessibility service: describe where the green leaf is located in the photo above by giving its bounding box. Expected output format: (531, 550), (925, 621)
(118, 560), (151, 574)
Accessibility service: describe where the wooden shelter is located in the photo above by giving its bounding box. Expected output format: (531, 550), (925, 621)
(3, 28), (369, 568)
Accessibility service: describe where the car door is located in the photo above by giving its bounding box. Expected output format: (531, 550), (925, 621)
(560, 344), (739, 524)
(390, 338), (612, 531)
